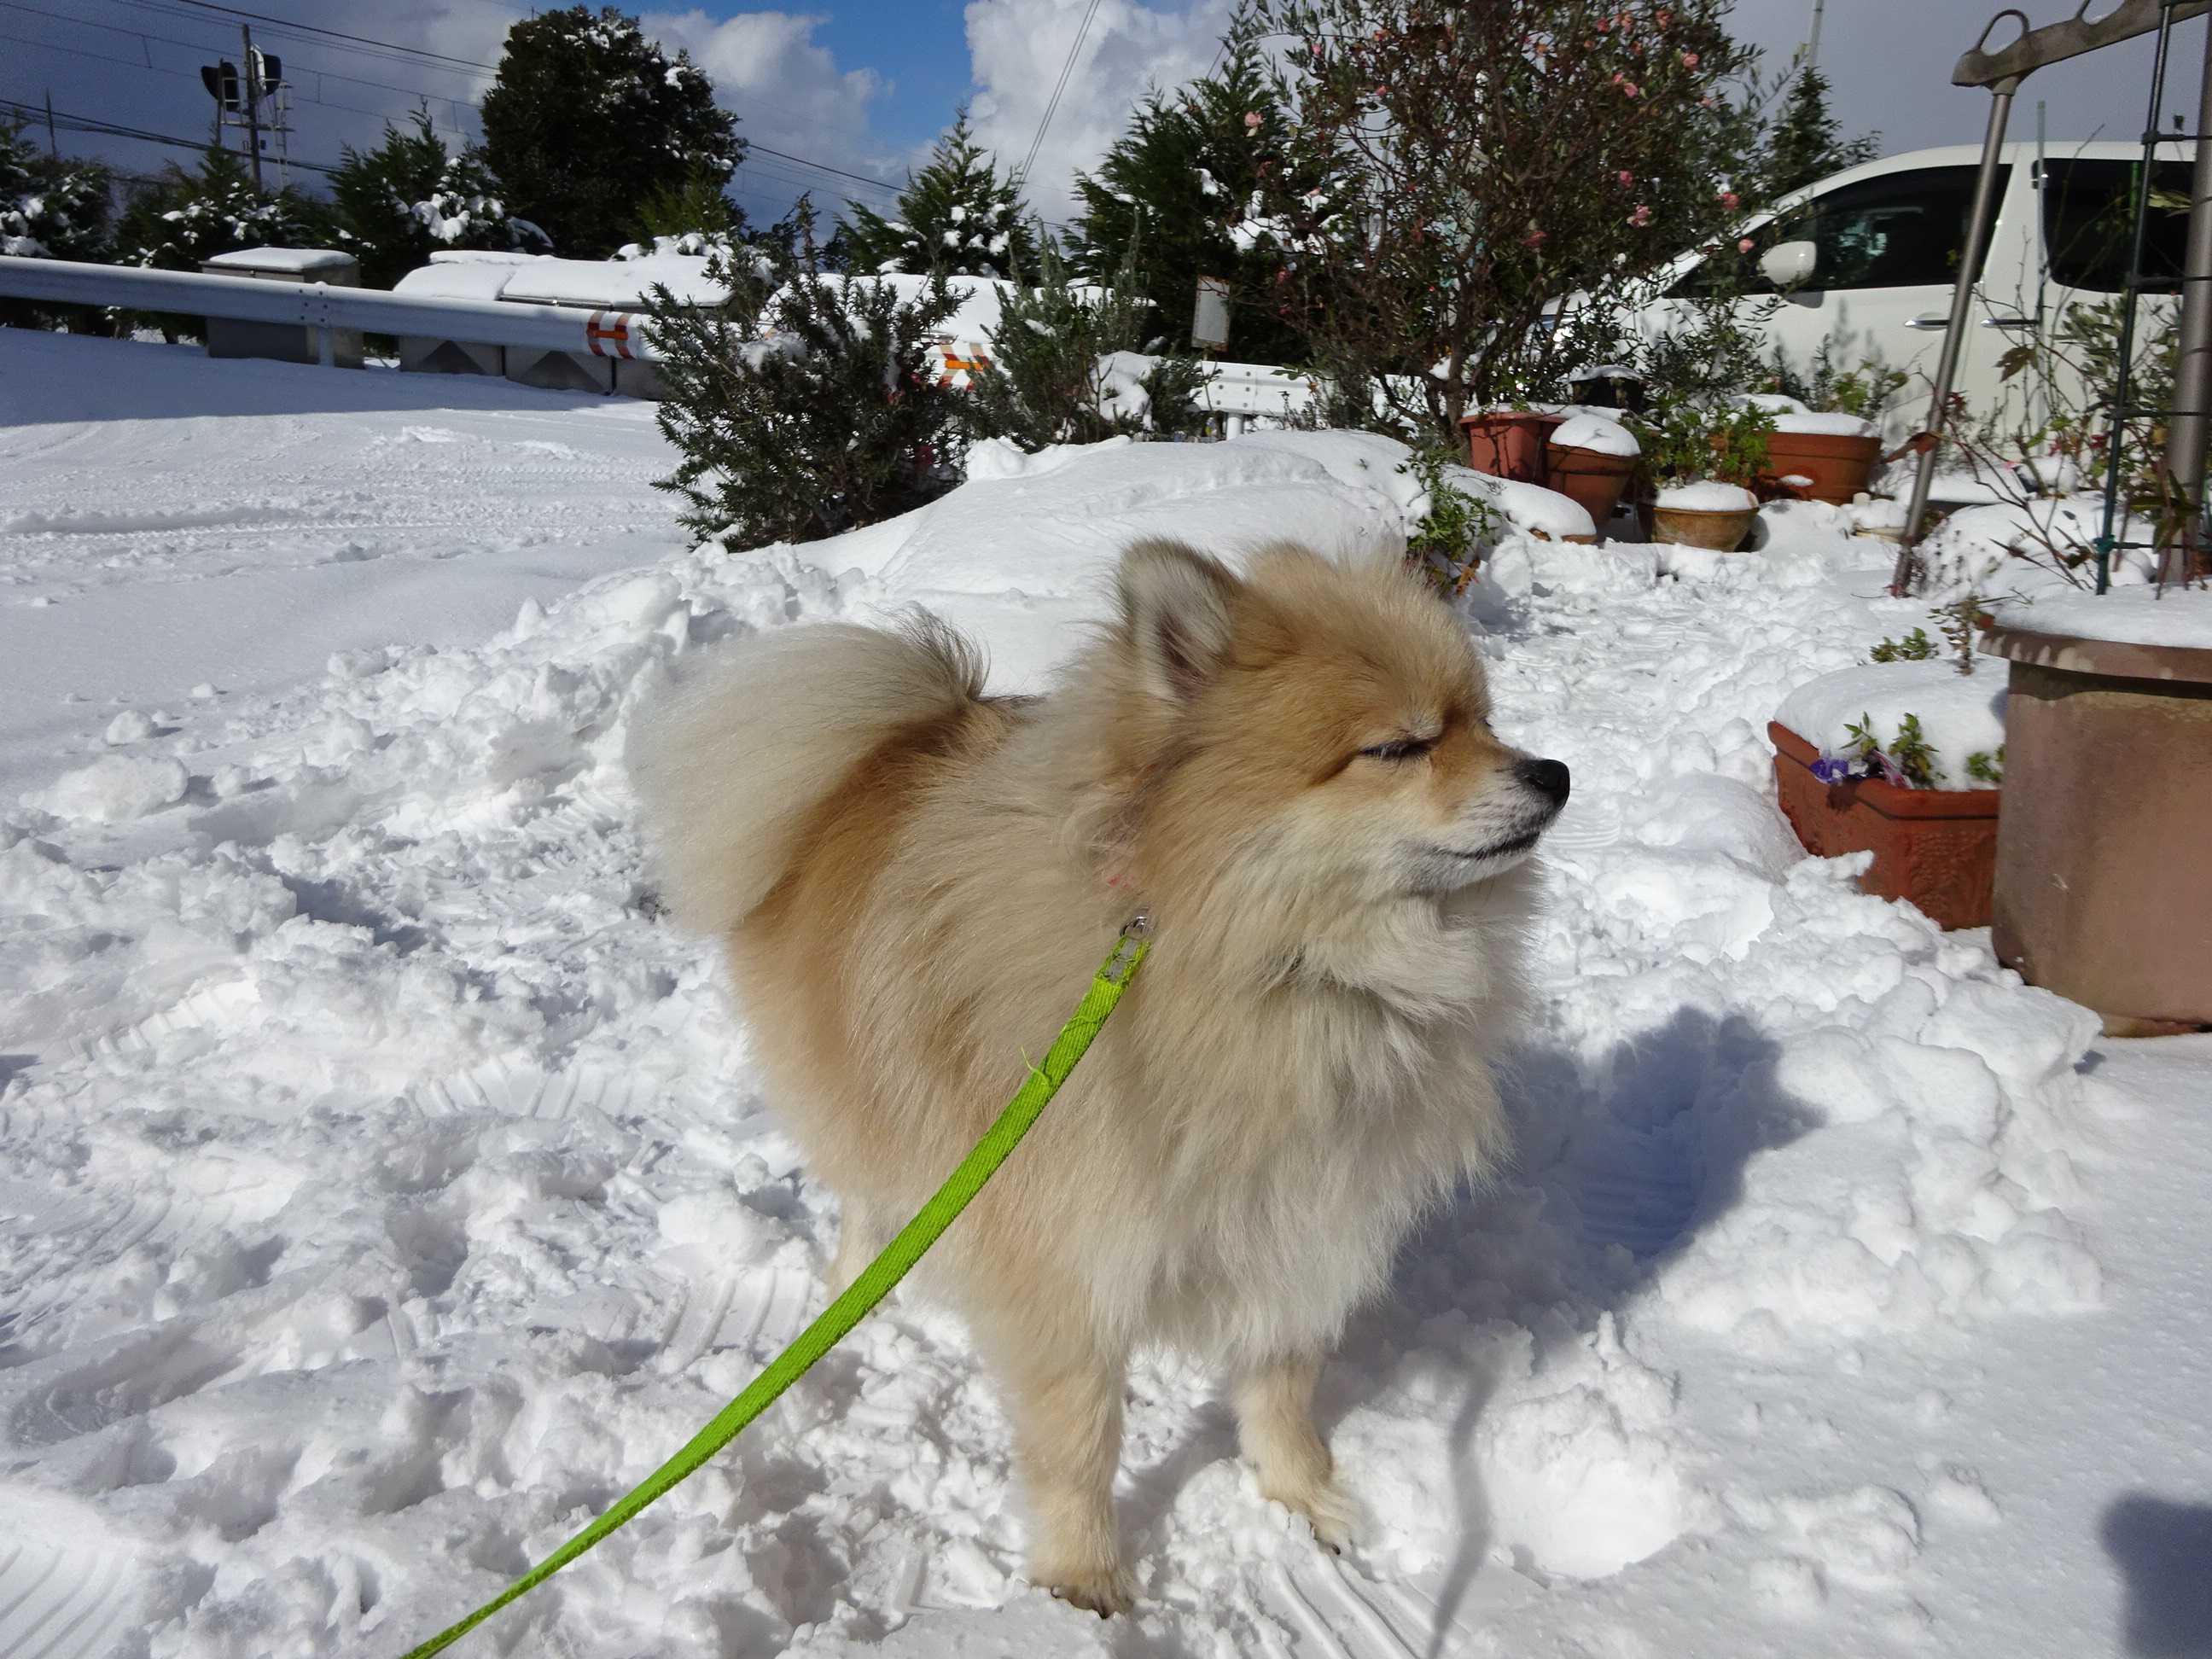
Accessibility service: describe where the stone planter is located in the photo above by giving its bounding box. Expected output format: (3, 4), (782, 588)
(1760, 431), (1882, 504)
(1544, 441), (1636, 527)
(1982, 622), (2212, 1034)
(1461, 410), (1565, 481)
(1648, 501), (1758, 550)
(1769, 722), (2000, 929)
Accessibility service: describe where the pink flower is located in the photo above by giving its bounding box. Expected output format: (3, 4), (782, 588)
(1720, 190), (1740, 209)
(1523, 227), (1549, 247)
(1680, 50), (1699, 67)
(1611, 70), (1625, 83)
(1656, 8), (1674, 25)
(1244, 110), (1262, 130)
(1622, 81), (1641, 96)
(1617, 169), (1634, 187)
(1738, 236), (1755, 252)
(1629, 203), (1652, 226)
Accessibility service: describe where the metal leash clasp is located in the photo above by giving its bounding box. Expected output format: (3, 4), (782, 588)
(1103, 909), (1152, 985)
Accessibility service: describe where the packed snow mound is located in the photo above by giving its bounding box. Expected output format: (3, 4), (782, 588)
(1656, 480), (1757, 511)
(1775, 658), (2009, 789)
(1, 334), (2201, 1659)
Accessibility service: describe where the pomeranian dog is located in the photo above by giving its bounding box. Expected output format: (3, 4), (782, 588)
(628, 538), (1567, 1613)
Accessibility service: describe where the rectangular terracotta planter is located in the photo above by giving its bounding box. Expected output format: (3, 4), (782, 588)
(1768, 721), (2000, 930)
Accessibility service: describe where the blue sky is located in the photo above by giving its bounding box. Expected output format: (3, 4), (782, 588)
(2, 0), (2194, 232)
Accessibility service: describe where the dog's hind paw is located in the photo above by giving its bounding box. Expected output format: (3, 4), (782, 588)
(1267, 1476), (1360, 1553)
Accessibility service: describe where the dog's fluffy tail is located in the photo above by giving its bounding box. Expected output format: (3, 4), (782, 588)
(627, 614), (984, 939)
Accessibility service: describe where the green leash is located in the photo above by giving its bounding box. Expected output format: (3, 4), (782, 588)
(398, 916), (1151, 1658)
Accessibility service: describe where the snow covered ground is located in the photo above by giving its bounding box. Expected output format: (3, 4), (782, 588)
(2, 329), (2209, 1659)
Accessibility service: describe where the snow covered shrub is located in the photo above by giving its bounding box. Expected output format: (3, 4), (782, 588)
(629, 162), (748, 256)
(1, 121), (114, 331)
(645, 207), (969, 549)
(965, 242), (1211, 450)
(1400, 445), (1503, 595)
(331, 113), (548, 291)
(1250, 0), (1765, 440)
(481, 5), (741, 257)
(834, 110), (1033, 281)
(119, 148), (315, 273)
(1630, 399), (1773, 492)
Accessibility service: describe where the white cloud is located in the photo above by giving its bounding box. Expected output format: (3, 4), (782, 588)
(963, 0), (1237, 224)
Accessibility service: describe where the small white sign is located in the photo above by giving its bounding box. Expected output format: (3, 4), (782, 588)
(1191, 276), (1231, 350)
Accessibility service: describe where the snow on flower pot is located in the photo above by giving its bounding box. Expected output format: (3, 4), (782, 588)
(1982, 591), (2212, 1034)
(1647, 480), (1758, 550)
(1769, 658), (2008, 929)
(1759, 412), (1883, 505)
(1461, 410), (1566, 481)
(1542, 412), (1639, 528)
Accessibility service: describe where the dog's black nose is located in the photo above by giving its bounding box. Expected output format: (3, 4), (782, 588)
(1516, 757), (1571, 806)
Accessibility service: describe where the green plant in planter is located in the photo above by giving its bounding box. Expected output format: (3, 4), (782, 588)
(1630, 399), (1773, 492)
(1870, 626), (1937, 662)
(1763, 337), (1908, 422)
(1844, 710), (1939, 790)
(1400, 444), (1503, 595)
(1965, 746), (2005, 785)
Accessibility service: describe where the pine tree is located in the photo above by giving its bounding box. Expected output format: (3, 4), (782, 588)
(835, 111), (1034, 280)
(1767, 65), (1878, 199)
(481, 6), (742, 257)
(330, 111), (549, 290)
(1068, 25), (1307, 363)
(645, 202), (971, 548)
(965, 238), (1209, 449)
(119, 147), (316, 272)
(1, 121), (112, 262)
(629, 161), (748, 255)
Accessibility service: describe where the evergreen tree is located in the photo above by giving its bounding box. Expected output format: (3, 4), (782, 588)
(1, 121), (112, 261)
(966, 238), (1210, 449)
(645, 202), (971, 548)
(118, 147), (316, 272)
(330, 111), (549, 291)
(629, 161), (748, 255)
(835, 111), (1034, 280)
(481, 6), (742, 257)
(1069, 21), (1307, 363)
(1767, 65), (1878, 199)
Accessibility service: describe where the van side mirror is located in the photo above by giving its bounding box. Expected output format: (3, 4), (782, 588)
(1760, 239), (1817, 288)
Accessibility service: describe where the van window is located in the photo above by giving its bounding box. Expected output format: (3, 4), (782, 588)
(2040, 157), (2191, 293)
(1668, 165), (2007, 298)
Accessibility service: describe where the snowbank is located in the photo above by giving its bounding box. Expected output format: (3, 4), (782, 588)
(1774, 657), (2009, 788)
(1, 328), (2206, 1659)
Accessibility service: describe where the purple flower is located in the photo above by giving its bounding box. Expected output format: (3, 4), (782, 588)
(1810, 756), (1851, 784)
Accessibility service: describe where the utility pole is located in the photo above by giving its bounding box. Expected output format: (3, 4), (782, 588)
(241, 23), (264, 192)
(1807, 0), (1824, 74)
(43, 90), (57, 157)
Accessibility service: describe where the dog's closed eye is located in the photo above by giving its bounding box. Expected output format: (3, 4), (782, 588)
(1359, 736), (1436, 763)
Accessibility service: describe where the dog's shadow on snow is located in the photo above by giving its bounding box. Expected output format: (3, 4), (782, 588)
(2102, 1493), (2212, 1656)
(1294, 1006), (1813, 1657)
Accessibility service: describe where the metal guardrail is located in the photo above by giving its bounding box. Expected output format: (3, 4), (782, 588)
(0, 254), (664, 365)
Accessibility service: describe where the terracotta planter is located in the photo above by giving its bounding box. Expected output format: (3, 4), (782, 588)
(1760, 431), (1882, 504)
(1461, 410), (1565, 482)
(1543, 440), (1635, 527)
(1648, 501), (1758, 550)
(1769, 722), (2000, 929)
(1982, 623), (2212, 1034)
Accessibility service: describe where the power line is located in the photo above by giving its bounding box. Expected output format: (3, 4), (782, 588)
(0, 93), (341, 172)
(1015, 0), (1103, 189)
(170, 0), (499, 75)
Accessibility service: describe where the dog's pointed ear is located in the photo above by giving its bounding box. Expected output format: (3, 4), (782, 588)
(1117, 538), (1240, 705)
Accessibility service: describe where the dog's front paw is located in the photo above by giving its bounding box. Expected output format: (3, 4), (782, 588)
(1039, 1560), (1135, 1618)
(1265, 1474), (1360, 1554)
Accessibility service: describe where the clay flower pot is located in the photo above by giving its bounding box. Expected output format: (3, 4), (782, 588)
(1461, 410), (1565, 482)
(1647, 500), (1758, 550)
(1769, 722), (2000, 929)
(1544, 440), (1635, 526)
(1982, 619), (2212, 1034)
(1760, 430), (1882, 504)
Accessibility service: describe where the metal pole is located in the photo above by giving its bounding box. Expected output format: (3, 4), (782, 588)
(241, 24), (264, 195)
(2160, 12), (2212, 582)
(43, 90), (57, 159)
(2097, 0), (2182, 591)
(1893, 82), (2017, 592)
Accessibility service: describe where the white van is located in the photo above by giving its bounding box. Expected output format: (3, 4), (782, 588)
(1621, 140), (2192, 441)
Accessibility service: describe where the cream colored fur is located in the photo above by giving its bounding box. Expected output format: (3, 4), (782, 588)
(626, 539), (1564, 1615)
